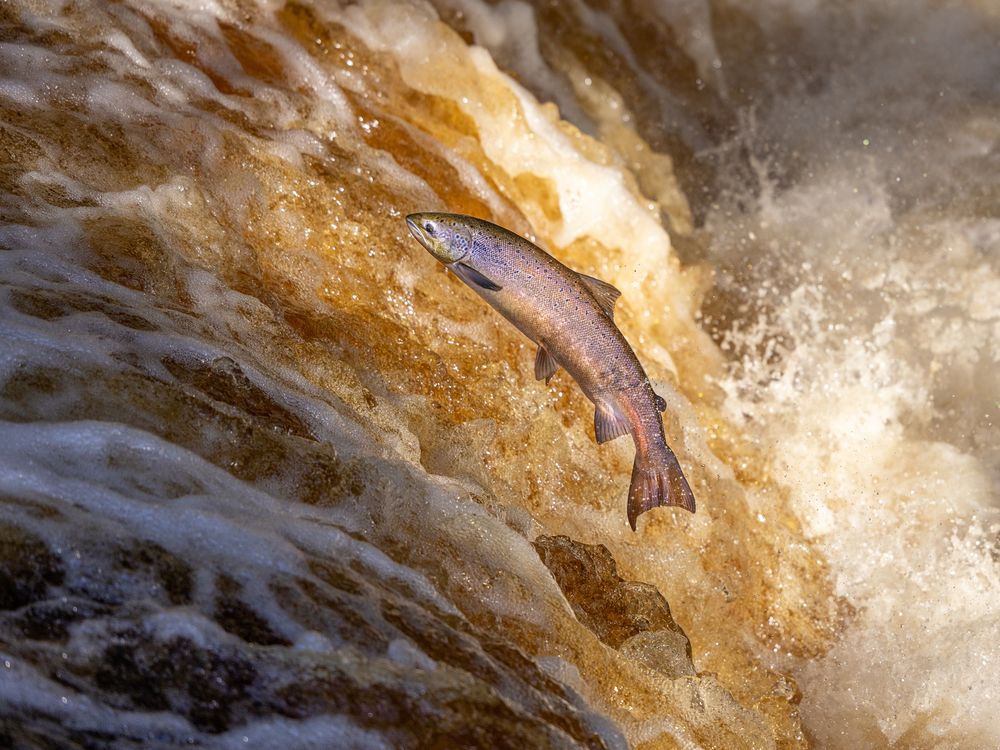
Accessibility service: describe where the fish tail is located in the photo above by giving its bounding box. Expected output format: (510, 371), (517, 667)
(627, 453), (696, 531)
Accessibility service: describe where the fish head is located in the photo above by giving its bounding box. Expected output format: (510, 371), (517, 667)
(406, 212), (473, 264)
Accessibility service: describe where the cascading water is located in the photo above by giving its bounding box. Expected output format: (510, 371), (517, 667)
(1, 1), (996, 747)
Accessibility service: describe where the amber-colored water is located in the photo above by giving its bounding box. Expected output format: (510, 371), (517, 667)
(1, 1), (997, 748)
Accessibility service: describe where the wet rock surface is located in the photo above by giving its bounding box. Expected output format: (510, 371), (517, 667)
(0, 522), (65, 612)
(0, 509), (621, 749)
(533, 534), (694, 678)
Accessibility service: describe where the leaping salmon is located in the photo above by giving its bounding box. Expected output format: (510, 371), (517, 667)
(406, 212), (696, 530)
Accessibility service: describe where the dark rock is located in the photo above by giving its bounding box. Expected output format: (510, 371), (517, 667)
(14, 599), (108, 642)
(162, 355), (314, 440)
(533, 535), (694, 675)
(0, 522), (64, 611)
(114, 540), (194, 606)
(93, 631), (257, 733)
(214, 575), (291, 646)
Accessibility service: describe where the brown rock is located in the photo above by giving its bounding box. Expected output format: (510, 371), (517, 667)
(532, 534), (694, 676)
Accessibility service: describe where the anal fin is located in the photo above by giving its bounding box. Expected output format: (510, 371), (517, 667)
(534, 345), (559, 383)
(594, 401), (630, 444)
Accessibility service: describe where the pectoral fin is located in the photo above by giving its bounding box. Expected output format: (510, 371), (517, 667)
(452, 262), (502, 291)
(594, 401), (630, 444)
(534, 345), (559, 383)
(578, 273), (621, 319)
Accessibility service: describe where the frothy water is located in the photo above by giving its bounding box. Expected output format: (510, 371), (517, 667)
(1, 0), (997, 747)
(696, 2), (1000, 744)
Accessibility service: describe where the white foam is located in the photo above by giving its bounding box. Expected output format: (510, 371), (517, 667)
(215, 716), (392, 750)
(0, 649), (196, 739)
(706, 2), (1000, 739)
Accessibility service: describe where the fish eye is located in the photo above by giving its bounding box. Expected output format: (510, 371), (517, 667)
(423, 222), (435, 235)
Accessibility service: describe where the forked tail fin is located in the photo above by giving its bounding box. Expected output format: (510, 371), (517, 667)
(627, 455), (696, 531)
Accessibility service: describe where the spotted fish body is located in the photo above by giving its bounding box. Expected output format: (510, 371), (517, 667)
(406, 212), (696, 530)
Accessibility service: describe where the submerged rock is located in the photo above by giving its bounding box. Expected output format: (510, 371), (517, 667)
(0, 502), (624, 749)
(0, 522), (65, 612)
(533, 534), (694, 678)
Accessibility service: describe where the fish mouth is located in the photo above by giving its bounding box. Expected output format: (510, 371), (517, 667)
(405, 215), (424, 244)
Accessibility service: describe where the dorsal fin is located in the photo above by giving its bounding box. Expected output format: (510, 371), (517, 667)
(655, 394), (667, 412)
(578, 273), (621, 318)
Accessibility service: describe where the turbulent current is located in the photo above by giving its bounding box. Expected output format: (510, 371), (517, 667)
(0, 1), (997, 748)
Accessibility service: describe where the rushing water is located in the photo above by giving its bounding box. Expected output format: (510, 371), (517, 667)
(0, 1), (997, 748)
